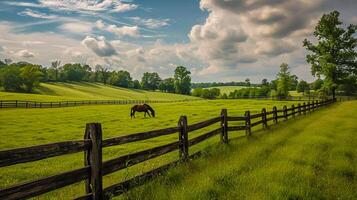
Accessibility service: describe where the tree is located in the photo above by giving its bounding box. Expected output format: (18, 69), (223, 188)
(159, 78), (175, 93)
(312, 79), (324, 91)
(0, 66), (22, 91)
(4, 58), (12, 65)
(132, 80), (141, 89)
(303, 10), (357, 99)
(141, 72), (161, 90)
(61, 63), (88, 81)
(276, 63), (291, 98)
(289, 75), (298, 91)
(261, 78), (268, 86)
(51, 60), (61, 81)
(20, 65), (43, 92)
(296, 80), (310, 94)
(245, 78), (251, 87)
(109, 70), (132, 88)
(174, 66), (191, 94)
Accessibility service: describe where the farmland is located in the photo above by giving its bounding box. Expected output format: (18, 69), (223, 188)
(0, 99), (300, 199)
(0, 82), (199, 101)
(122, 101), (357, 200)
(207, 86), (248, 95)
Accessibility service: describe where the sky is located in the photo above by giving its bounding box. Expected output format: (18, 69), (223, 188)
(0, 0), (356, 83)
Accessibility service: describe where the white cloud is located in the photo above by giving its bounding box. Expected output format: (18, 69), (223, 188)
(96, 20), (140, 37)
(18, 9), (57, 19)
(107, 25), (139, 37)
(15, 49), (35, 58)
(111, 3), (138, 13)
(4, 1), (44, 8)
(37, 0), (138, 13)
(59, 22), (93, 34)
(81, 36), (117, 57)
(128, 17), (171, 29)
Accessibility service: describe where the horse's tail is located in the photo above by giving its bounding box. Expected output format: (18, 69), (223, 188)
(143, 104), (155, 117)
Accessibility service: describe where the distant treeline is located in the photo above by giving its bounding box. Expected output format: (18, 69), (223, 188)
(0, 60), (191, 95)
(191, 79), (258, 88)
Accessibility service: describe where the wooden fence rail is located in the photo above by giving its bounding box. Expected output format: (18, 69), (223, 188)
(0, 99), (204, 109)
(0, 99), (336, 199)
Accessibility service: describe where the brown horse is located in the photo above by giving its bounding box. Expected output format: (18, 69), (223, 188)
(130, 104), (155, 118)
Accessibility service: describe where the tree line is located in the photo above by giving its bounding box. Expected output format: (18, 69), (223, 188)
(0, 60), (192, 95)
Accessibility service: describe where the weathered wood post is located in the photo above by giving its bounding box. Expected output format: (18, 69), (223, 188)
(298, 103), (301, 115)
(245, 111), (251, 135)
(315, 100), (318, 109)
(311, 101), (314, 111)
(178, 116), (189, 160)
(283, 105), (288, 121)
(273, 106), (278, 124)
(308, 101), (311, 112)
(84, 123), (103, 200)
(291, 104), (295, 118)
(15, 100), (18, 108)
(0, 100), (2, 108)
(220, 109), (228, 144)
(303, 102), (306, 115)
(261, 108), (267, 129)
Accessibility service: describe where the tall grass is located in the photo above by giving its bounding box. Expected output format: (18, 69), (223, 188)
(121, 101), (357, 200)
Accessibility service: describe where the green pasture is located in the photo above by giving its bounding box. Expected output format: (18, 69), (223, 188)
(0, 99), (300, 199)
(0, 82), (199, 101)
(207, 86), (248, 95)
(123, 101), (357, 200)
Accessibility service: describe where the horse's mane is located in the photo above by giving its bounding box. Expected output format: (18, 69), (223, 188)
(143, 103), (154, 112)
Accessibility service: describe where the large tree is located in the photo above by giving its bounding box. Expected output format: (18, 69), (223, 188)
(174, 66), (191, 94)
(51, 60), (61, 81)
(20, 65), (43, 92)
(303, 10), (357, 99)
(109, 70), (132, 88)
(141, 72), (161, 90)
(276, 63), (291, 98)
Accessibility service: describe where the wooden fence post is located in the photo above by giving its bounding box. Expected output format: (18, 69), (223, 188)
(178, 116), (189, 160)
(311, 101), (314, 111)
(261, 108), (267, 129)
(220, 109), (228, 144)
(303, 102), (306, 115)
(283, 105), (288, 121)
(273, 106), (278, 124)
(291, 104), (295, 118)
(315, 100), (318, 109)
(298, 103), (301, 115)
(84, 123), (103, 200)
(16, 100), (18, 108)
(245, 111), (251, 135)
(308, 101), (311, 112)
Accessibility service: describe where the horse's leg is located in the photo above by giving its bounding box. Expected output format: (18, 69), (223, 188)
(147, 111), (152, 117)
(133, 110), (136, 118)
(144, 111), (147, 117)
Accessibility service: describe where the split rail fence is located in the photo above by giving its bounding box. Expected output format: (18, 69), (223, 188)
(0, 99), (201, 109)
(0, 99), (335, 199)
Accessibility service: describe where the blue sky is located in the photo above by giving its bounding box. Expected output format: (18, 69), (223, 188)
(0, 0), (356, 82)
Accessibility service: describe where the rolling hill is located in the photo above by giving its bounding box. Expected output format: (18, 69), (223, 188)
(0, 82), (200, 101)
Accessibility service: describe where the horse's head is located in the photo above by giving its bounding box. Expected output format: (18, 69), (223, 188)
(151, 110), (155, 117)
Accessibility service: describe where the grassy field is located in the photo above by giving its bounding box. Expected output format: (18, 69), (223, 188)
(207, 86), (248, 95)
(0, 99), (300, 199)
(0, 82), (199, 101)
(122, 101), (357, 200)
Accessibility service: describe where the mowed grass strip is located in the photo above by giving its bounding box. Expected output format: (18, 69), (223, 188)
(0, 99), (298, 199)
(121, 101), (357, 200)
(0, 82), (200, 101)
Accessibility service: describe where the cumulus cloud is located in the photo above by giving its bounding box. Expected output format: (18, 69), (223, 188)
(59, 22), (93, 34)
(107, 25), (139, 37)
(128, 17), (171, 29)
(95, 20), (140, 37)
(18, 8), (57, 19)
(81, 36), (117, 57)
(111, 3), (138, 13)
(15, 49), (35, 58)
